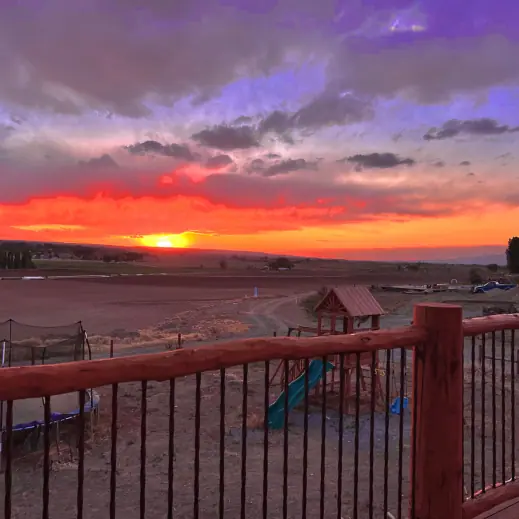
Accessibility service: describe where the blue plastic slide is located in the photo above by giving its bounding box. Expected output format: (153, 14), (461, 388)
(268, 359), (334, 429)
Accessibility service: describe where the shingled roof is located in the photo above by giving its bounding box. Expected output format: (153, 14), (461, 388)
(314, 285), (384, 317)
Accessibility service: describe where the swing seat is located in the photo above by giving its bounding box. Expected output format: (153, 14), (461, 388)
(390, 396), (408, 414)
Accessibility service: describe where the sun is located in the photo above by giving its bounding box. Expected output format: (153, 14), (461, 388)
(140, 233), (191, 248)
(156, 238), (173, 248)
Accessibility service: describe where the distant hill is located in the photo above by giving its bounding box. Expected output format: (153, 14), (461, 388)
(428, 253), (506, 265)
(0, 239), (507, 266)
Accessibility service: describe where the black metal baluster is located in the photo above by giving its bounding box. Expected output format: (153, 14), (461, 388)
(43, 396), (51, 519)
(110, 384), (118, 519)
(369, 351), (376, 519)
(168, 379), (175, 519)
(353, 353), (361, 519)
(481, 333), (486, 492)
(337, 354), (345, 519)
(511, 330), (516, 481)
(4, 400), (13, 519)
(501, 330), (506, 484)
(320, 356), (327, 519)
(241, 364), (248, 519)
(194, 373), (201, 519)
(78, 390), (86, 519)
(471, 336), (476, 498)
(283, 360), (289, 519)
(263, 361), (269, 519)
(302, 358), (309, 519)
(411, 348), (418, 519)
(397, 349), (405, 519)
(383, 350), (391, 517)
(492, 332), (497, 487)
(220, 369), (226, 519)
(462, 339), (465, 503)
(140, 381), (147, 519)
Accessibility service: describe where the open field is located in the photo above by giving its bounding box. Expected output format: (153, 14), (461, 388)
(0, 260), (518, 353)
(1, 255), (492, 281)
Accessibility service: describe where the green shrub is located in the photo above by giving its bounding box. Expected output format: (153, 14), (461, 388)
(469, 268), (485, 285)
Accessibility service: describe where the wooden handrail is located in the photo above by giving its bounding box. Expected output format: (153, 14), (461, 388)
(462, 313), (519, 336)
(462, 480), (519, 519)
(0, 325), (426, 401)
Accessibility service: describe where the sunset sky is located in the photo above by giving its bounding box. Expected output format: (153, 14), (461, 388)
(0, 0), (518, 260)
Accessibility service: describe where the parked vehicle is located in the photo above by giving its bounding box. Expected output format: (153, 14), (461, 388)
(472, 280), (517, 293)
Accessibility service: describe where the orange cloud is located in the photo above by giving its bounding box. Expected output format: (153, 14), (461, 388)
(1, 191), (517, 257)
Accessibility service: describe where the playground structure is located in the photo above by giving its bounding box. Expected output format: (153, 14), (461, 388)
(269, 286), (390, 424)
(0, 320), (99, 467)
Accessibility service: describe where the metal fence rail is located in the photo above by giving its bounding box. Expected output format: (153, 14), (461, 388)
(463, 330), (517, 500)
(1, 356), (418, 519)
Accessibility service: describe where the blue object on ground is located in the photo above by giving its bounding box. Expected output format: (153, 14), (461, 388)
(473, 281), (517, 293)
(390, 396), (408, 415)
(267, 359), (334, 429)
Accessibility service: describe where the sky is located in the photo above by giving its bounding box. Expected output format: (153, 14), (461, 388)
(0, 0), (518, 261)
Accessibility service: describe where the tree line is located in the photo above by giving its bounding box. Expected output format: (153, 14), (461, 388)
(0, 250), (35, 270)
(507, 237), (519, 274)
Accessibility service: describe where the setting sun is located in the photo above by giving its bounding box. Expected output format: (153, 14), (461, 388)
(140, 233), (191, 249)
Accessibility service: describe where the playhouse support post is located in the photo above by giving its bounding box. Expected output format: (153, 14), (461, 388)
(371, 314), (380, 330)
(330, 314), (336, 334)
(411, 303), (463, 519)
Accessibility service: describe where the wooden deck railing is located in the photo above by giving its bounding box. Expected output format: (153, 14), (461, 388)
(461, 313), (519, 519)
(1, 303), (519, 519)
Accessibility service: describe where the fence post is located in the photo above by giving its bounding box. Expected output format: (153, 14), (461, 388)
(412, 303), (464, 519)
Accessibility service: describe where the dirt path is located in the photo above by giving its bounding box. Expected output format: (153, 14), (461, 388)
(244, 292), (314, 336)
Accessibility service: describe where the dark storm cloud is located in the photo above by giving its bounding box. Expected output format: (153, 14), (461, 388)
(1, 1), (518, 116)
(258, 110), (293, 135)
(195, 91), (373, 151)
(78, 154), (119, 169)
(257, 92), (373, 137)
(205, 154), (234, 169)
(344, 153), (416, 169)
(233, 115), (253, 125)
(125, 140), (196, 161)
(460, 160), (471, 166)
(291, 92), (373, 129)
(191, 125), (260, 150)
(0, 1), (328, 116)
(424, 119), (519, 140)
(262, 158), (318, 177)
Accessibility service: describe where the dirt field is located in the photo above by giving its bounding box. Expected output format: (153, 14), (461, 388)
(0, 260), (512, 352)
(1, 261), (518, 518)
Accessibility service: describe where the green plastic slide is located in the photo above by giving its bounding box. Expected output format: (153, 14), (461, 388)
(267, 359), (334, 429)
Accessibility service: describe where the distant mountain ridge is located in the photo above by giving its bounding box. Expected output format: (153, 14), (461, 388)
(427, 253), (506, 265)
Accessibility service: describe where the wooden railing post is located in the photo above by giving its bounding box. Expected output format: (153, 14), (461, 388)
(412, 303), (464, 519)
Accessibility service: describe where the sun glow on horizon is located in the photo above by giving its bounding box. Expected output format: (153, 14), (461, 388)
(139, 233), (191, 248)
